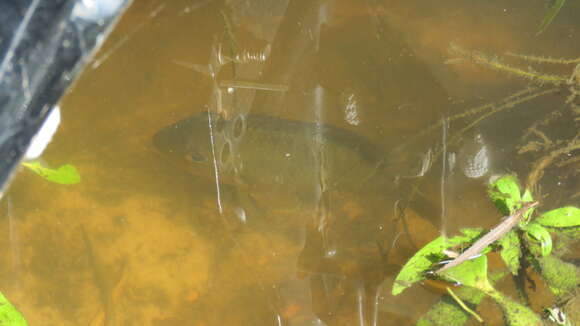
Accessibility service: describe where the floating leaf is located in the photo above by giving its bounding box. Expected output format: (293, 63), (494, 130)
(536, 0), (566, 36)
(0, 292), (28, 326)
(488, 175), (522, 214)
(498, 230), (521, 275)
(392, 228), (484, 295)
(522, 222), (552, 257)
(22, 161), (80, 185)
(536, 206), (580, 228)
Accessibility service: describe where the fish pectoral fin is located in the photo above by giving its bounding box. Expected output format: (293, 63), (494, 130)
(217, 184), (264, 228)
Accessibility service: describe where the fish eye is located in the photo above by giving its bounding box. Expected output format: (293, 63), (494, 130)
(185, 151), (206, 163)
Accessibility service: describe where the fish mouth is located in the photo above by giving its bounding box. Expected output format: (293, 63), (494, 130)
(152, 128), (174, 155)
(152, 121), (192, 157)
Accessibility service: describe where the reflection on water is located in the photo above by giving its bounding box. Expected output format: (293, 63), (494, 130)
(0, 0), (578, 325)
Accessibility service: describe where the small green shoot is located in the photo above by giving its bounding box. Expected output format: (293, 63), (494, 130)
(22, 161), (81, 185)
(0, 292), (28, 326)
(537, 0), (566, 36)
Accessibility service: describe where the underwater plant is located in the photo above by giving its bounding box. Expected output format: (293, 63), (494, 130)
(392, 174), (580, 325)
(386, 39), (579, 325)
(537, 0), (567, 35)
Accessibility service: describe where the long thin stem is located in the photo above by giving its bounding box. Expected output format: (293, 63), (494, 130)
(450, 44), (569, 86)
(446, 287), (484, 323)
(505, 52), (580, 65)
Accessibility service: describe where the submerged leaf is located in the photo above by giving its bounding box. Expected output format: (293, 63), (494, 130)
(22, 161), (81, 185)
(498, 230), (521, 275)
(536, 206), (580, 228)
(439, 255), (489, 289)
(392, 228), (484, 295)
(488, 175), (522, 214)
(537, 255), (580, 296)
(536, 0), (566, 35)
(484, 286), (543, 326)
(0, 292), (28, 326)
(522, 222), (552, 257)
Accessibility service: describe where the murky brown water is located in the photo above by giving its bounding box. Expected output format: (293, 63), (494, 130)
(1, 0), (578, 325)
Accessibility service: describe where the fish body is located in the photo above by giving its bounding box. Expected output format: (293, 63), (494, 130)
(153, 112), (394, 197)
(154, 111), (403, 326)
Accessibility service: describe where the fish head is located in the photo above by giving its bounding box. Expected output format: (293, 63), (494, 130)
(153, 112), (215, 174)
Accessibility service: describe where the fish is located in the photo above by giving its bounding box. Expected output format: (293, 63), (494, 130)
(153, 112), (415, 325)
(153, 111), (396, 198)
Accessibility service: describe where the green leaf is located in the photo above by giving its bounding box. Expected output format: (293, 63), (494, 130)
(0, 292), (28, 326)
(536, 0), (566, 35)
(522, 222), (552, 256)
(498, 230), (521, 275)
(521, 189), (535, 220)
(391, 228), (484, 295)
(439, 255), (489, 289)
(536, 207), (580, 228)
(521, 189), (534, 203)
(488, 175), (522, 214)
(22, 161), (81, 185)
(537, 255), (580, 296)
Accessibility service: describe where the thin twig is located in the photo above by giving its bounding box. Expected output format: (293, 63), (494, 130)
(436, 201), (539, 274)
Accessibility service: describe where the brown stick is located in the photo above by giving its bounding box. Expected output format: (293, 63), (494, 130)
(436, 201), (539, 274)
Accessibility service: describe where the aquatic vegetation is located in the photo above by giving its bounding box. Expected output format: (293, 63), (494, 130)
(389, 41), (580, 325)
(21, 161), (81, 185)
(448, 44), (579, 102)
(537, 0), (567, 35)
(447, 45), (579, 200)
(0, 292), (28, 326)
(391, 174), (580, 325)
(397, 42), (578, 213)
(396, 45), (578, 187)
